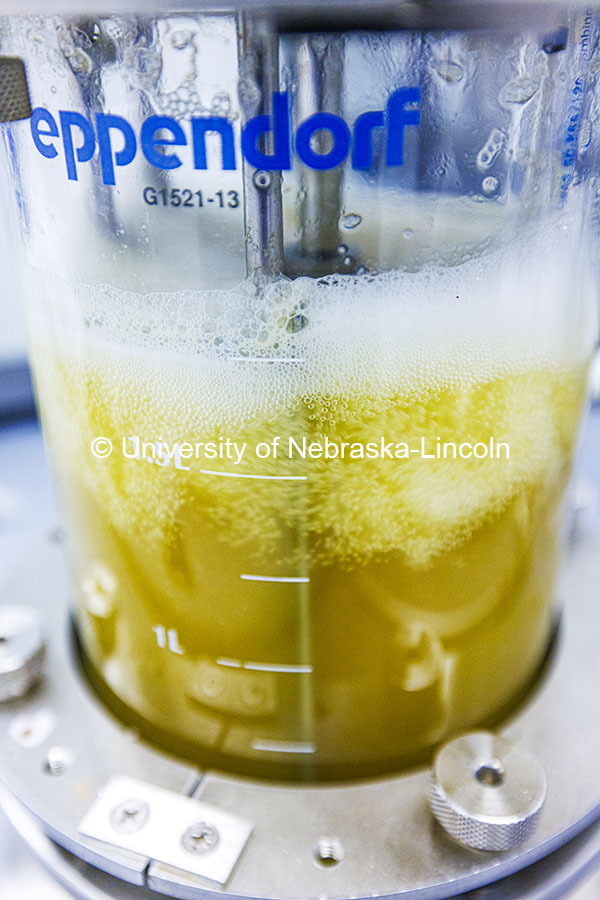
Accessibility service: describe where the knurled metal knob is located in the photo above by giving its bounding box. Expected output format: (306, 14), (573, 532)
(0, 57), (31, 123)
(0, 605), (45, 702)
(429, 731), (547, 851)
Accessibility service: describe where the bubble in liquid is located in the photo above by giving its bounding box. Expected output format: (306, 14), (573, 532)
(342, 213), (362, 230)
(434, 60), (464, 83)
(476, 129), (506, 171)
(171, 29), (194, 49)
(482, 176), (499, 194)
(286, 314), (309, 333)
(343, 256), (353, 267)
(403, 228), (414, 239)
(337, 244), (348, 255)
(498, 74), (539, 106)
(211, 92), (231, 115)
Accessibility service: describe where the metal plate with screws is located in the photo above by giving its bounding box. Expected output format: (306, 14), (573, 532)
(79, 776), (252, 886)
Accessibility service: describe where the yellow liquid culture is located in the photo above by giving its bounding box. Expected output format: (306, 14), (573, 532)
(27, 225), (595, 779)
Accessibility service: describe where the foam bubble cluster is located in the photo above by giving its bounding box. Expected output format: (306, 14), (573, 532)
(25, 224), (596, 569)
(28, 221), (596, 431)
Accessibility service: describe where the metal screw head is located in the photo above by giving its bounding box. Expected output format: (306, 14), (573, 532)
(314, 836), (344, 867)
(110, 799), (150, 834)
(44, 745), (75, 776)
(181, 821), (220, 855)
(429, 731), (547, 851)
(253, 169), (272, 190)
(0, 605), (45, 702)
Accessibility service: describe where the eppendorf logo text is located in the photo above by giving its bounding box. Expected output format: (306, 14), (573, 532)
(30, 87), (420, 185)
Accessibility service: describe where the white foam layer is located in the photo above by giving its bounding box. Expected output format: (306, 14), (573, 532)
(25, 217), (597, 428)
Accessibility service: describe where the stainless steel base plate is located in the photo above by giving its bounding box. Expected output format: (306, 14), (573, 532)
(0, 531), (600, 900)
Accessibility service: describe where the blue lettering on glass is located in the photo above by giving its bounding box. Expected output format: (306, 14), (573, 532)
(140, 116), (186, 170)
(295, 112), (351, 170)
(58, 110), (95, 181)
(352, 110), (385, 169)
(96, 114), (137, 185)
(30, 108), (59, 158)
(240, 91), (291, 170)
(386, 87), (421, 165)
(29, 88), (421, 184)
(191, 117), (236, 170)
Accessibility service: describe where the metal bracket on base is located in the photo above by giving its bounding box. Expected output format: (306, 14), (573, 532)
(79, 776), (253, 887)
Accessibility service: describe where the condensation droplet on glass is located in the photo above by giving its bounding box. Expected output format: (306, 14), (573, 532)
(171, 29), (194, 50)
(238, 78), (262, 113)
(68, 48), (93, 75)
(482, 176), (499, 194)
(498, 74), (539, 106)
(126, 47), (161, 90)
(579, 119), (592, 155)
(280, 64), (294, 92)
(342, 213), (362, 230)
(434, 60), (464, 83)
(211, 92), (231, 115)
(476, 128), (506, 171)
(102, 17), (133, 44)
